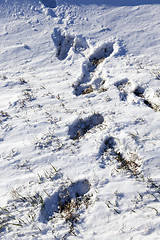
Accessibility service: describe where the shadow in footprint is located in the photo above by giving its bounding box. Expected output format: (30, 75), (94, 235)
(40, 179), (90, 222)
(133, 86), (145, 97)
(73, 36), (89, 53)
(98, 136), (116, 168)
(99, 136), (116, 155)
(52, 28), (74, 61)
(114, 78), (129, 101)
(74, 42), (114, 96)
(40, 0), (57, 8)
(119, 91), (128, 101)
(114, 78), (128, 89)
(68, 113), (104, 140)
(133, 86), (155, 110)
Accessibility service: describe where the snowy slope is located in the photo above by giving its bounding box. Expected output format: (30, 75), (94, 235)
(0, 0), (160, 239)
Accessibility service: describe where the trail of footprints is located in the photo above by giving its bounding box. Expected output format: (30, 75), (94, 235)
(40, 28), (160, 223)
(0, 5), (159, 238)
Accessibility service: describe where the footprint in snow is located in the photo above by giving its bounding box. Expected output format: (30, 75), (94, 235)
(113, 80), (159, 110)
(133, 85), (160, 111)
(52, 28), (88, 61)
(68, 113), (104, 140)
(98, 136), (116, 168)
(52, 28), (74, 61)
(98, 136), (140, 175)
(114, 78), (129, 101)
(40, 179), (90, 222)
(73, 42), (114, 96)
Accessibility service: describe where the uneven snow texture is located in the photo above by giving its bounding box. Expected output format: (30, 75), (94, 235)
(0, 0), (160, 239)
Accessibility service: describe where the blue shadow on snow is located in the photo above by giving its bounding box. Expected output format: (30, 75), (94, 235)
(57, 0), (160, 6)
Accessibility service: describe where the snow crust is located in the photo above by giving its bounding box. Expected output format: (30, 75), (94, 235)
(0, 0), (160, 239)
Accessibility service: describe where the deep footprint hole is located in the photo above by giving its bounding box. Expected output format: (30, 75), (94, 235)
(68, 114), (104, 140)
(133, 86), (145, 97)
(89, 42), (114, 65)
(73, 42), (114, 96)
(40, 179), (90, 222)
(52, 29), (74, 61)
(133, 86), (154, 109)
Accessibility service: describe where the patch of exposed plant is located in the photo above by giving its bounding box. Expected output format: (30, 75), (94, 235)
(0, 111), (10, 124)
(100, 136), (141, 176)
(34, 130), (63, 151)
(0, 166), (62, 234)
(1, 148), (20, 161)
(89, 57), (105, 67)
(152, 69), (160, 80)
(105, 191), (124, 214)
(19, 78), (28, 85)
(18, 88), (36, 109)
(82, 85), (93, 95)
(41, 179), (92, 237)
(115, 152), (141, 176)
(133, 86), (160, 111)
(0, 165), (92, 240)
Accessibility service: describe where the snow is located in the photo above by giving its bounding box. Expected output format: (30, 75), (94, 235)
(0, 0), (160, 239)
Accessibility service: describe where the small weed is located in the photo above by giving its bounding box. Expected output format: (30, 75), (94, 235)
(59, 198), (80, 223)
(105, 191), (122, 214)
(37, 165), (62, 185)
(17, 159), (32, 172)
(19, 78), (28, 85)
(18, 88), (36, 109)
(147, 177), (160, 192)
(0, 111), (10, 123)
(98, 87), (109, 93)
(153, 70), (160, 80)
(89, 57), (105, 67)
(0, 75), (7, 80)
(11, 190), (45, 209)
(129, 132), (139, 143)
(2, 148), (20, 161)
(43, 164), (62, 181)
(41, 178), (91, 237)
(101, 136), (141, 176)
(23, 44), (30, 50)
(82, 85), (93, 95)
(115, 152), (141, 176)
(34, 131), (63, 151)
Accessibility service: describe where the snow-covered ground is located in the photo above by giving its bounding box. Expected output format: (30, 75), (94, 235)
(0, 0), (160, 239)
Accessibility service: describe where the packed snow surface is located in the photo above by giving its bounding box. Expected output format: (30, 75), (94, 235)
(0, 0), (160, 239)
